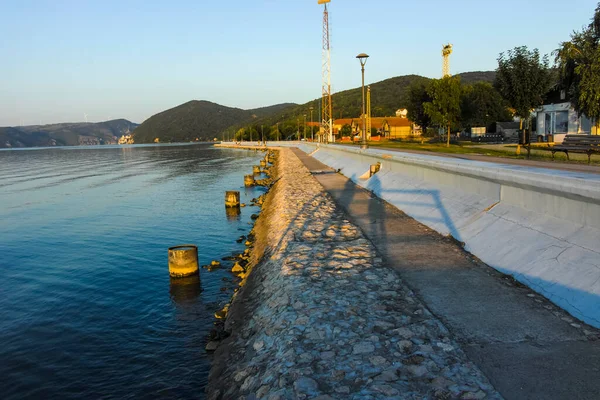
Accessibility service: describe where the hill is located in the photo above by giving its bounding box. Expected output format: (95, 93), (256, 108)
(0, 119), (138, 148)
(132, 101), (295, 143)
(235, 71), (497, 134)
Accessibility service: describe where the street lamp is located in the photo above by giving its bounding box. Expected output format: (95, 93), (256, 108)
(303, 114), (307, 140)
(357, 53), (369, 149)
(309, 106), (314, 142)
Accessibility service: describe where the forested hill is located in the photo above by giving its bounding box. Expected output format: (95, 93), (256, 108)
(0, 119), (138, 148)
(132, 101), (295, 143)
(234, 71), (497, 131)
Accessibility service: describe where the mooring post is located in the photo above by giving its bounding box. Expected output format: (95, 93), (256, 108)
(244, 175), (255, 186)
(225, 191), (241, 207)
(168, 245), (199, 278)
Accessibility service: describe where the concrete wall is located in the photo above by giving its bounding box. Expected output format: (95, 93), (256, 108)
(296, 143), (600, 328)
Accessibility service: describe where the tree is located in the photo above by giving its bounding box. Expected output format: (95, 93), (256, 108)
(424, 76), (462, 147)
(340, 124), (352, 137)
(461, 82), (513, 129)
(555, 3), (600, 131)
(494, 46), (552, 142)
(406, 81), (432, 135)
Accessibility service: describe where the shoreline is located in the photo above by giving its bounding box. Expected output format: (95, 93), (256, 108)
(205, 146), (500, 399)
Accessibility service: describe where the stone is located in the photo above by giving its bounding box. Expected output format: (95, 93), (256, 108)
(293, 376), (318, 395)
(371, 384), (399, 396)
(406, 365), (428, 377)
(353, 342), (375, 355)
(335, 386), (350, 394)
(460, 390), (487, 400)
(253, 340), (264, 352)
(397, 340), (413, 353)
(205, 341), (219, 352)
(374, 369), (398, 382)
(232, 262), (245, 273)
(369, 355), (388, 367)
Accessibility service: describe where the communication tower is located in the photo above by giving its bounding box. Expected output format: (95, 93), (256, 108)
(442, 44), (453, 77)
(319, 0), (333, 143)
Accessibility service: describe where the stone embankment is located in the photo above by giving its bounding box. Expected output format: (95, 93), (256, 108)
(207, 148), (500, 400)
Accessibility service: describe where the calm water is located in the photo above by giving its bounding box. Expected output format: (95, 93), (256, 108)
(0, 143), (265, 399)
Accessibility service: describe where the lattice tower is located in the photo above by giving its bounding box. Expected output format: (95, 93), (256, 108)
(442, 44), (453, 77)
(320, 1), (333, 143)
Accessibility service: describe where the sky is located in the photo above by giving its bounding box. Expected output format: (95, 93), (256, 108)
(0, 0), (598, 126)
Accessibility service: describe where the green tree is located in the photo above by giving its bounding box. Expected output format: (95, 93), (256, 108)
(424, 76), (462, 147)
(406, 81), (433, 135)
(461, 82), (513, 129)
(494, 46), (552, 140)
(340, 124), (352, 137)
(555, 3), (600, 131)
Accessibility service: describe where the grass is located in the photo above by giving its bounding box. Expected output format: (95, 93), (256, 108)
(341, 140), (600, 166)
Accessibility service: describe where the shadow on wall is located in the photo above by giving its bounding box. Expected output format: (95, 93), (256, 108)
(366, 173), (463, 243)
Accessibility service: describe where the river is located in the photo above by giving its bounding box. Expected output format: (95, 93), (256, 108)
(0, 143), (264, 399)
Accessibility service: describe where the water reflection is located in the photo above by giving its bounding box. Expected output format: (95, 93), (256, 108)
(225, 206), (241, 221)
(169, 275), (202, 305)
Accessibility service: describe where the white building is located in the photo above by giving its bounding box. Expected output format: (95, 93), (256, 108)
(536, 89), (597, 143)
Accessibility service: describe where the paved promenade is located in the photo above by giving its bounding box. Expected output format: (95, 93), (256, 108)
(291, 147), (600, 400)
(337, 144), (600, 175)
(208, 148), (501, 399)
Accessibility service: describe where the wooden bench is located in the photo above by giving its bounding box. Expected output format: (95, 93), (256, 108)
(548, 135), (600, 164)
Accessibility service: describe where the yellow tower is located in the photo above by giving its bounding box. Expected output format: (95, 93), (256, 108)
(366, 86), (372, 139)
(442, 44), (453, 77)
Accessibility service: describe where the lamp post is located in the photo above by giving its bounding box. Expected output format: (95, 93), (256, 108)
(303, 114), (307, 140)
(356, 53), (369, 150)
(309, 106), (314, 142)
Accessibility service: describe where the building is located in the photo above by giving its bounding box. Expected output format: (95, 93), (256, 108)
(118, 134), (134, 144)
(536, 88), (597, 143)
(332, 116), (415, 140)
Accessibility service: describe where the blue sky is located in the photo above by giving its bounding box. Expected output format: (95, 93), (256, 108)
(0, 0), (598, 126)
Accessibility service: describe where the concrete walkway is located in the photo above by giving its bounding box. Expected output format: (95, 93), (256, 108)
(342, 144), (600, 175)
(291, 147), (600, 400)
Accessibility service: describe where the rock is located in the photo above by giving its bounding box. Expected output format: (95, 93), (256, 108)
(353, 342), (375, 355)
(460, 390), (487, 400)
(240, 376), (259, 393)
(236, 236), (246, 243)
(397, 340), (413, 353)
(293, 376), (318, 395)
(393, 327), (414, 339)
(436, 342), (455, 352)
(256, 385), (270, 398)
(320, 351), (336, 360)
(205, 341), (219, 352)
(253, 340), (264, 352)
(232, 262), (245, 273)
(369, 355), (388, 366)
(374, 369), (398, 382)
(371, 384), (399, 396)
(210, 260), (221, 267)
(406, 365), (428, 377)
(335, 386), (350, 394)
(251, 214), (259, 220)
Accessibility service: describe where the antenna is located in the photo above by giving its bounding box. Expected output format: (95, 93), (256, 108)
(319, 0), (333, 143)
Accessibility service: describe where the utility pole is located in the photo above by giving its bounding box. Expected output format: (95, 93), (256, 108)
(297, 118), (300, 141)
(276, 122), (280, 142)
(310, 106), (314, 142)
